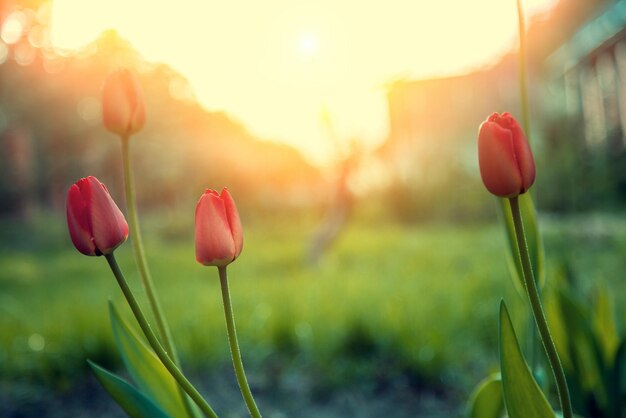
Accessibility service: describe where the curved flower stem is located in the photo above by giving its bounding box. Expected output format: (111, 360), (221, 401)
(120, 135), (196, 417)
(527, 310), (539, 375)
(516, 0), (531, 139)
(218, 266), (262, 418)
(509, 197), (572, 418)
(105, 253), (219, 418)
(516, 0), (543, 376)
(121, 135), (171, 347)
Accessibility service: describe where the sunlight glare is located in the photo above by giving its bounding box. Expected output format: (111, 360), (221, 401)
(50, 0), (557, 163)
(297, 33), (319, 59)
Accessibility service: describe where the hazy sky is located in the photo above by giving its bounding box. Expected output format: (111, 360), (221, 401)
(51, 0), (556, 162)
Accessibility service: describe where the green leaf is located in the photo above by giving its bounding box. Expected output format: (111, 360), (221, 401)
(545, 290), (572, 371)
(555, 289), (609, 412)
(614, 340), (626, 399)
(498, 194), (545, 295)
(608, 340), (625, 418)
(88, 360), (171, 418)
(557, 291), (605, 394)
(467, 374), (504, 418)
(499, 300), (555, 418)
(109, 302), (188, 418)
(592, 283), (619, 365)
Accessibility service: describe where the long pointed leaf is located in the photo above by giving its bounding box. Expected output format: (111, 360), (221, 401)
(592, 283), (619, 365)
(558, 291), (606, 396)
(498, 194), (545, 294)
(499, 300), (555, 418)
(467, 374), (504, 418)
(88, 360), (171, 418)
(109, 302), (188, 418)
(545, 290), (572, 371)
(609, 340), (625, 418)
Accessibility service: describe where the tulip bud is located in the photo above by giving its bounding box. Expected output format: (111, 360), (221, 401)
(102, 68), (146, 137)
(66, 176), (129, 256)
(195, 188), (243, 267)
(478, 112), (535, 197)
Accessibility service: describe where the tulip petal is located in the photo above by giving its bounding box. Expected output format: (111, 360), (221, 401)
(502, 114), (535, 192)
(478, 121), (523, 197)
(221, 188), (243, 259)
(81, 177), (128, 255)
(119, 69), (146, 135)
(102, 69), (145, 137)
(66, 184), (97, 256)
(195, 190), (236, 266)
(103, 73), (133, 136)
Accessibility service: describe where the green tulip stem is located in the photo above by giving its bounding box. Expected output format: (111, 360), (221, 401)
(105, 253), (218, 418)
(121, 135), (171, 348)
(120, 135), (195, 418)
(509, 197), (572, 418)
(516, 0), (544, 378)
(218, 266), (262, 418)
(516, 0), (531, 140)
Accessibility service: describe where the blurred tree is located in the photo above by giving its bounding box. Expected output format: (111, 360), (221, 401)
(0, 3), (323, 219)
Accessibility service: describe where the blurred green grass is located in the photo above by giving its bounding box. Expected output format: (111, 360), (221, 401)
(0, 210), (624, 399)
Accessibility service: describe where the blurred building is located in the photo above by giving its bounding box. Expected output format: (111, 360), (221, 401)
(549, 0), (626, 153)
(384, 0), (605, 158)
(382, 0), (626, 213)
(384, 61), (518, 180)
(544, 0), (626, 208)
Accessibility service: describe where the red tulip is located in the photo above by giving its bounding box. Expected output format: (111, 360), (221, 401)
(66, 176), (129, 256)
(195, 188), (243, 267)
(478, 112), (535, 197)
(102, 68), (146, 137)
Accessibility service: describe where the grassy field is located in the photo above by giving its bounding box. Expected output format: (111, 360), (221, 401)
(1, 209), (624, 416)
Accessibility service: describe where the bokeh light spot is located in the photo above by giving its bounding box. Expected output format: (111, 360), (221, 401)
(1, 11), (27, 45)
(28, 333), (45, 352)
(0, 41), (8, 65)
(14, 43), (36, 66)
(28, 25), (49, 48)
(77, 97), (101, 122)
(169, 76), (196, 102)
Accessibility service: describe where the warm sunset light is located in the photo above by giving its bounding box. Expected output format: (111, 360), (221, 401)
(50, 0), (557, 162)
(297, 33), (319, 59)
(3, 1), (626, 416)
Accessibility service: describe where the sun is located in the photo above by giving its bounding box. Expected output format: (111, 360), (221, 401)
(49, 0), (558, 163)
(296, 33), (319, 60)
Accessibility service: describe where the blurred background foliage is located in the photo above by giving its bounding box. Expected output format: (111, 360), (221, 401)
(0, 0), (625, 221)
(0, 0), (625, 416)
